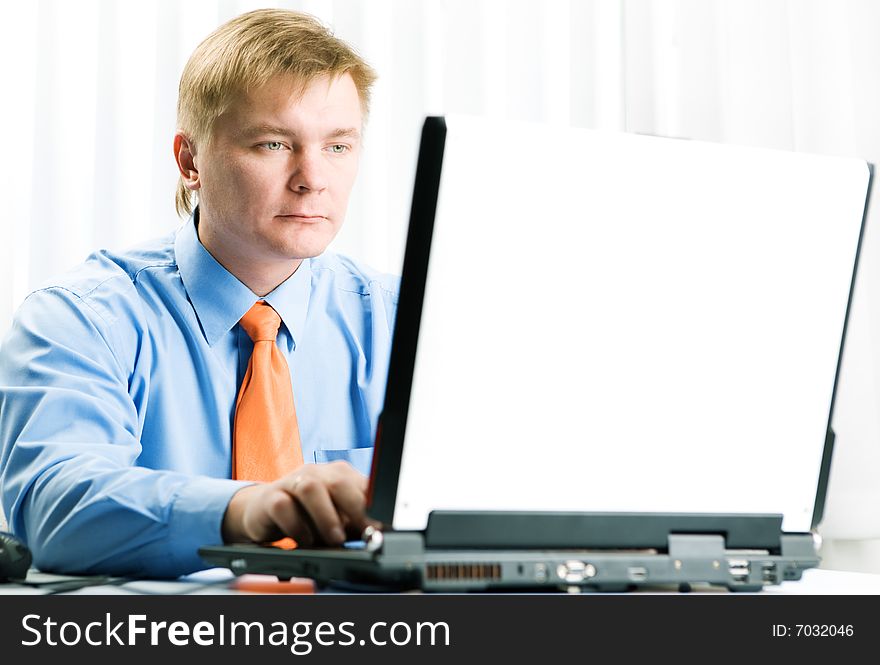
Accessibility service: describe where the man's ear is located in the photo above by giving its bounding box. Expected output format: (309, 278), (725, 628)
(174, 132), (200, 190)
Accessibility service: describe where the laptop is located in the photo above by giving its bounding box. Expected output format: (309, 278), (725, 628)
(201, 115), (873, 592)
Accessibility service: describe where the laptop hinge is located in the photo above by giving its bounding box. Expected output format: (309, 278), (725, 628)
(374, 531), (425, 557)
(422, 510), (785, 551)
(667, 534), (726, 559)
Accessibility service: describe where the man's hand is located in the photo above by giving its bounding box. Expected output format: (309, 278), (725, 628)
(221, 461), (378, 546)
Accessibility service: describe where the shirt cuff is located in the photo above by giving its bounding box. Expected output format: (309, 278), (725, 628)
(167, 476), (255, 575)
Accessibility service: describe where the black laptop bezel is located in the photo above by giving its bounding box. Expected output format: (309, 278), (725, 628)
(811, 163), (873, 528)
(368, 116), (446, 523)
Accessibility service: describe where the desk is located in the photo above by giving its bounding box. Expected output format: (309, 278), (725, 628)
(0, 568), (239, 595)
(3, 567), (880, 594)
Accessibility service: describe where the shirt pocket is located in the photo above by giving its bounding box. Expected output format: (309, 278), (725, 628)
(313, 447), (374, 477)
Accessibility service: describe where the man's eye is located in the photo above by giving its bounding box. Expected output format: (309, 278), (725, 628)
(263, 141), (285, 151)
(328, 144), (348, 154)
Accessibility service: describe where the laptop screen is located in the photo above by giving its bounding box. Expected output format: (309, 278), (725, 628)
(375, 115), (870, 534)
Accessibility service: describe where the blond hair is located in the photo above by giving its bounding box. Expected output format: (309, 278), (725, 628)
(175, 9), (377, 217)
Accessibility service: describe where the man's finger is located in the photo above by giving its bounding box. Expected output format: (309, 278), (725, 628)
(322, 462), (373, 521)
(265, 486), (316, 546)
(290, 471), (348, 544)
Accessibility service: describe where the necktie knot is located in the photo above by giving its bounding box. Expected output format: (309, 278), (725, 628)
(240, 301), (282, 342)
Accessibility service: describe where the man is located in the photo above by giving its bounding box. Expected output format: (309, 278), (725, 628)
(0, 9), (396, 577)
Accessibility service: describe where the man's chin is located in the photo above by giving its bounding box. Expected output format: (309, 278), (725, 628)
(271, 241), (332, 262)
(270, 226), (338, 261)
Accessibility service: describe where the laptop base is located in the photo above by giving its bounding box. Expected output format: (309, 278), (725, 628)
(199, 512), (819, 592)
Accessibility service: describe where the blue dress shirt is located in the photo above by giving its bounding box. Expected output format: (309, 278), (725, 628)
(0, 215), (398, 578)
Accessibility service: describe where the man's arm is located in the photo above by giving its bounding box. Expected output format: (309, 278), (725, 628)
(0, 286), (248, 578)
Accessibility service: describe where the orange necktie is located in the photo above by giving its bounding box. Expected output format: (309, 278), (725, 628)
(233, 301), (304, 482)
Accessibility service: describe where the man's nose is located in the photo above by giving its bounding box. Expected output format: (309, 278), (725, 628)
(288, 149), (328, 193)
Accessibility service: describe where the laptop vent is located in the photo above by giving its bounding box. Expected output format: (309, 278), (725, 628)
(426, 563), (502, 581)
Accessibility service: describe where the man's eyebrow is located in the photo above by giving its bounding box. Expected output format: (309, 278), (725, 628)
(327, 127), (361, 140)
(235, 124), (361, 140)
(236, 123), (292, 138)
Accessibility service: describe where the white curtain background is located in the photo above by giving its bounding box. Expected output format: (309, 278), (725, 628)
(2, 0), (880, 571)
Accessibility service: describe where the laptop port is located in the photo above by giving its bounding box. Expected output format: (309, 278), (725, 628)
(761, 562), (778, 584)
(628, 566), (648, 582)
(556, 560), (597, 583)
(728, 559), (750, 583)
(535, 563), (548, 582)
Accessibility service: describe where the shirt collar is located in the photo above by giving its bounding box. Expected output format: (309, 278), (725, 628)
(175, 209), (312, 348)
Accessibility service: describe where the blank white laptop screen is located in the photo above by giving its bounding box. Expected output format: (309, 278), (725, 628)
(391, 115), (870, 534)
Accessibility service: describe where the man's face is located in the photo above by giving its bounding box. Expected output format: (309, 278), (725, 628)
(193, 73), (362, 268)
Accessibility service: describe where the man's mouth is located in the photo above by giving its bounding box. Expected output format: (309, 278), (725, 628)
(277, 213), (326, 222)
